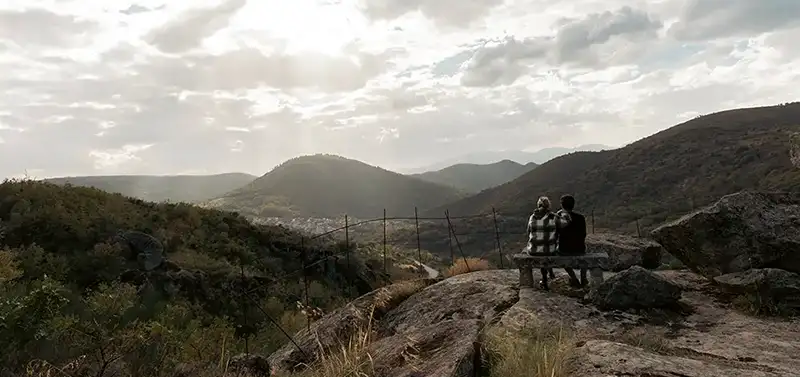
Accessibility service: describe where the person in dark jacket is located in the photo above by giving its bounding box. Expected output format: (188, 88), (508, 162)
(556, 195), (588, 287)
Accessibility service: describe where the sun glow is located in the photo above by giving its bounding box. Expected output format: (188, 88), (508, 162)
(232, 0), (367, 55)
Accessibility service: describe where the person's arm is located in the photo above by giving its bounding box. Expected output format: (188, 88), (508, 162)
(555, 209), (572, 228)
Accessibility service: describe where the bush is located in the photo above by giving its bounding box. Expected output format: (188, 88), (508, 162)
(445, 257), (491, 277)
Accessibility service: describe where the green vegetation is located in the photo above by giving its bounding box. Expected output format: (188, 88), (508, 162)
(0, 179), (384, 376)
(430, 103), (800, 233)
(204, 154), (467, 219)
(411, 160), (537, 194)
(44, 173), (257, 203)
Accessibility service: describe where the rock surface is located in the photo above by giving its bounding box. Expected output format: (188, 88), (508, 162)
(379, 270), (519, 336)
(268, 270), (518, 376)
(651, 191), (800, 278)
(586, 232), (663, 270)
(369, 319), (481, 377)
(586, 266), (682, 310)
(714, 268), (800, 311)
(566, 340), (784, 377)
(267, 278), (437, 372)
(499, 269), (800, 377)
(270, 268), (800, 377)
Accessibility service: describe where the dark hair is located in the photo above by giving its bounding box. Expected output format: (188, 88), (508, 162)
(560, 194), (575, 210)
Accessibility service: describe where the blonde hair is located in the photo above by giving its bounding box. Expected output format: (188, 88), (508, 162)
(537, 196), (551, 210)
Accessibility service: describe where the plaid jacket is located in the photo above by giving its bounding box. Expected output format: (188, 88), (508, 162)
(526, 209), (571, 254)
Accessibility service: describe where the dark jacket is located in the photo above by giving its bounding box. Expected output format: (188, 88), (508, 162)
(557, 210), (586, 255)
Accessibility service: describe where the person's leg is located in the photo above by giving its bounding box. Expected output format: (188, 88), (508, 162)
(548, 268), (556, 278)
(564, 267), (580, 286)
(539, 268), (549, 290)
(580, 268), (588, 286)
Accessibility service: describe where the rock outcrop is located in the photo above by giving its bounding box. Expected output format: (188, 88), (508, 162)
(586, 233), (663, 271)
(268, 270), (518, 376)
(269, 268), (800, 377)
(714, 268), (800, 312)
(586, 266), (682, 310)
(651, 191), (800, 278)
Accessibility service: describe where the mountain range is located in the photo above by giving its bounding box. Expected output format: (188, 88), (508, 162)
(431, 102), (800, 232)
(43, 173), (256, 203)
(402, 144), (613, 173)
(31, 102), (800, 231)
(410, 160), (538, 193)
(201, 154), (467, 218)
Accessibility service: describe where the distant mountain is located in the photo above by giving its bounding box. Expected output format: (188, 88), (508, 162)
(428, 103), (800, 231)
(404, 144), (614, 173)
(203, 154), (467, 218)
(43, 173), (256, 203)
(410, 160), (538, 193)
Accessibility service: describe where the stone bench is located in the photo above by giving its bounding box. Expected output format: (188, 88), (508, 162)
(512, 251), (610, 288)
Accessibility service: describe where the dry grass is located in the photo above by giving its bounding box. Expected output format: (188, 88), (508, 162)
(445, 257), (491, 277)
(372, 279), (432, 315)
(482, 322), (574, 377)
(616, 326), (669, 353)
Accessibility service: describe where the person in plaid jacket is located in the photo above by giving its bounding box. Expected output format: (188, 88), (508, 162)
(525, 196), (571, 290)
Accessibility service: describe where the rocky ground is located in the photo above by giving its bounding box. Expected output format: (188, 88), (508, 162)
(262, 268), (798, 377)
(256, 191), (800, 377)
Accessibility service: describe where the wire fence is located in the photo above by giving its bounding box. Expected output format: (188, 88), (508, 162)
(235, 205), (618, 356)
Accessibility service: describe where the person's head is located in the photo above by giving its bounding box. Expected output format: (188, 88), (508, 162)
(560, 194), (576, 211)
(537, 196), (551, 211)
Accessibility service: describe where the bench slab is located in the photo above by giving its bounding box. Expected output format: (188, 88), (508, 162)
(512, 252), (610, 288)
(512, 252), (610, 269)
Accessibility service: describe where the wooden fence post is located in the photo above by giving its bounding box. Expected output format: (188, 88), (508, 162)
(492, 207), (503, 269)
(414, 206), (422, 262)
(445, 210), (470, 272)
(300, 236), (310, 332)
(383, 208), (387, 275)
(591, 208), (596, 234)
(344, 214), (350, 268)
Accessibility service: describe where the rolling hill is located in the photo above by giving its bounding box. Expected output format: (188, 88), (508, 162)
(410, 160), (538, 193)
(43, 173), (257, 203)
(428, 102), (800, 232)
(404, 144), (613, 173)
(203, 154), (467, 219)
(0, 179), (383, 375)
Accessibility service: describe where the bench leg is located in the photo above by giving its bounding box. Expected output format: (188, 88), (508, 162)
(519, 267), (534, 288)
(590, 268), (604, 286)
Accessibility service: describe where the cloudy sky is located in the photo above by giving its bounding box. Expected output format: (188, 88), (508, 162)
(1, 0), (799, 178)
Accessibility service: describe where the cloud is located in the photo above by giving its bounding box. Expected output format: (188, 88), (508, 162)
(460, 6), (663, 87)
(0, 8), (95, 47)
(358, 0), (504, 28)
(668, 0), (800, 41)
(1, 0), (800, 178)
(146, 0), (247, 53)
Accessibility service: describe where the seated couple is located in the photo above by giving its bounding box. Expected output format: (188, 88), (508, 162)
(525, 194), (587, 290)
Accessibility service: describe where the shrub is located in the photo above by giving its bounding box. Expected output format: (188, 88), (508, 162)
(445, 257), (491, 277)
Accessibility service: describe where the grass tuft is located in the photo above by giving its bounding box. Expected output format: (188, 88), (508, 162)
(445, 257), (491, 277)
(482, 322), (574, 377)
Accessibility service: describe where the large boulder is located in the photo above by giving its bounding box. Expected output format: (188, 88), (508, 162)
(267, 278), (437, 373)
(586, 266), (682, 310)
(586, 233), (662, 271)
(268, 270), (520, 375)
(651, 192), (800, 278)
(379, 269), (519, 335)
(714, 268), (800, 312)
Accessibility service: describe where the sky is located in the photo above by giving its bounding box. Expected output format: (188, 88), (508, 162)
(1, 0), (799, 179)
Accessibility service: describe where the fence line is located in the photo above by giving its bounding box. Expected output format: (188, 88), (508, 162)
(240, 206), (608, 355)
